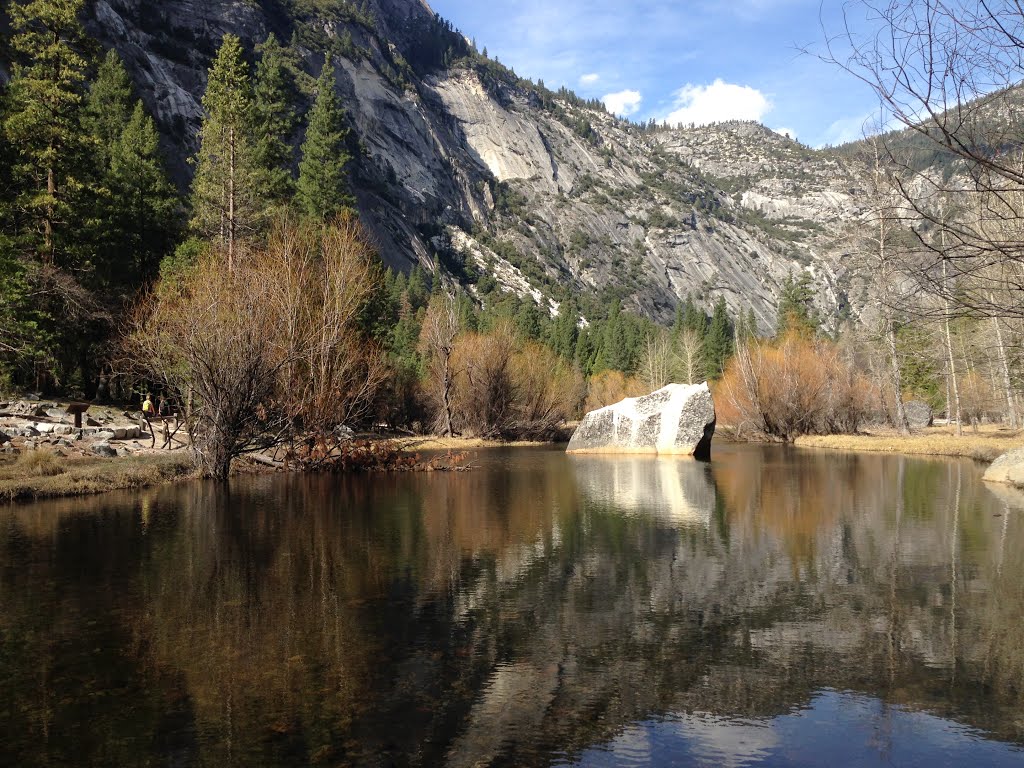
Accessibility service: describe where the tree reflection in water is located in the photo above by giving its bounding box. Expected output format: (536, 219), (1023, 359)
(1, 445), (1023, 766)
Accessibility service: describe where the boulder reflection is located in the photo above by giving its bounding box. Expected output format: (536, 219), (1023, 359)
(571, 455), (716, 526)
(1, 446), (1023, 767)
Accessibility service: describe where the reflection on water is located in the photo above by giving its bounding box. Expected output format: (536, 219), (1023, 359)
(1, 445), (1024, 767)
(572, 456), (717, 525)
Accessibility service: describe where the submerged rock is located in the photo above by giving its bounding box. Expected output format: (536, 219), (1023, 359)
(567, 383), (716, 459)
(983, 447), (1024, 489)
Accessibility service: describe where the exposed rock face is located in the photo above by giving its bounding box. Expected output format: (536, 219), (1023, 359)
(904, 400), (934, 429)
(983, 448), (1024, 489)
(74, 0), (882, 332)
(567, 383), (715, 458)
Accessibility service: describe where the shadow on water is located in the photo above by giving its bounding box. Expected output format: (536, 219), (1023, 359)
(1, 444), (1023, 766)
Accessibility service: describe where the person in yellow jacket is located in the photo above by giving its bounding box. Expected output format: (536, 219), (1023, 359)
(142, 394), (155, 422)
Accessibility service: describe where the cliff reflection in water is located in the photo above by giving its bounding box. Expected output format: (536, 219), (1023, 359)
(1, 445), (1023, 767)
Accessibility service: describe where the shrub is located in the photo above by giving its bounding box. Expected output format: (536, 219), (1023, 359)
(584, 370), (646, 413)
(449, 324), (583, 440)
(716, 333), (875, 440)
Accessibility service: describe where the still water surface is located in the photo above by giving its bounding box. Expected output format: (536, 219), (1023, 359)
(2, 445), (1024, 767)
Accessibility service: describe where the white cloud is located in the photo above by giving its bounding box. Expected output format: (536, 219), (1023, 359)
(580, 73), (601, 86)
(662, 79), (772, 127)
(772, 126), (797, 140)
(602, 89), (643, 117)
(818, 112), (875, 147)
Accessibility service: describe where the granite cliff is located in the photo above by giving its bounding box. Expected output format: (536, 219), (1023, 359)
(81, 0), (872, 331)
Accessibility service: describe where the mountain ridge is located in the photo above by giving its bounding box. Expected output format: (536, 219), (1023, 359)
(80, 0), (874, 330)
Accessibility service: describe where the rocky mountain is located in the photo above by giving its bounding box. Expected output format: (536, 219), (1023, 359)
(81, 0), (874, 331)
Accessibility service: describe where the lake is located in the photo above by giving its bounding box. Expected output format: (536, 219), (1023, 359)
(1, 444), (1023, 767)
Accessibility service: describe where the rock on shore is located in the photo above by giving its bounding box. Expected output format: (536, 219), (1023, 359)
(0, 399), (150, 458)
(983, 447), (1024, 489)
(567, 383), (716, 459)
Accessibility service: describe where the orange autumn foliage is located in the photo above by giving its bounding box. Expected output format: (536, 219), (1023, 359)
(716, 332), (875, 441)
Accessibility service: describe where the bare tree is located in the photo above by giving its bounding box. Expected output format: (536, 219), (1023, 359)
(125, 245), (290, 479)
(851, 138), (915, 434)
(639, 330), (676, 391)
(677, 328), (706, 385)
(823, 1), (1024, 321)
(124, 215), (388, 478)
(420, 292), (460, 436)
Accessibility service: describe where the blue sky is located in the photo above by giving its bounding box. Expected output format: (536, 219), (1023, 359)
(427, 0), (883, 148)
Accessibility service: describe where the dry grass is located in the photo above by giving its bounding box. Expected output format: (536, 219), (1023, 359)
(14, 449), (66, 477)
(794, 424), (1024, 462)
(0, 452), (195, 502)
(393, 436), (550, 452)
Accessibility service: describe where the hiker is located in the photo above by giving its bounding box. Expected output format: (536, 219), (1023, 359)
(142, 393), (155, 422)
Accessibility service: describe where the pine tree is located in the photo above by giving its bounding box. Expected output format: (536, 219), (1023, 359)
(405, 265), (430, 310)
(549, 298), (580, 360)
(82, 49), (134, 170)
(191, 34), (254, 270)
(296, 57), (353, 221)
(457, 292), (479, 333)
(574, 327), (596, 375)
(4, 0), (91, 266)
(514, 300), (543, 341)
(593, 300), (633, 373)
(103, 102), (181, 286)
(704, 296), (734, 377)
(252, 34), (297, 210)
(776, 272), (817, 337)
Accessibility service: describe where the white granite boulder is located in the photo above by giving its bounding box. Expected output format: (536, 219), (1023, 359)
(567, 383), (716, 458)
(983, 447), (1024, 489)
(904, 400), (933, 429)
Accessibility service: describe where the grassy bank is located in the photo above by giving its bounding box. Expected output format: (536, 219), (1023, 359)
(0, 451), (195, 503)
(393, 436), (553, 452)
(794, 425), (1024, 462)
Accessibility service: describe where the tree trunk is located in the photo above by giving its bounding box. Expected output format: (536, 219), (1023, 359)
(886, 318), (910, 435)
(441, 353), (454, 438)
(942, 257), (963, 437)
(990, 311), (1019, 429)
(228, 125), (236, 272)
(44, 164), (55, 265)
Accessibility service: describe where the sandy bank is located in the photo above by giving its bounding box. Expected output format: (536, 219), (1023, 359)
(793, 425), (1024, 462)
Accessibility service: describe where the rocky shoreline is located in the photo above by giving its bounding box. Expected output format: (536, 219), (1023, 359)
(1, 399), (167, 460)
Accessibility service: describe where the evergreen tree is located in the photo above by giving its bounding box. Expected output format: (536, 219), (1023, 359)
(776, 272), (818, 337)
(593, 300), (633, 373)
(405, 265), (430, 310)
(296, 57), (353, 221)
(457, 292), (479, 333)
(252, 33), (297, 210)
(4, 0), (91, 266)
(549, 298), (580, 360)
(82, 49), (134, 170)
(704, 296), (733, 377)
(574, 327), (596, 375)
(191, 34), (254, 270)
(514, 300), (543, 341)
(682, 296), (708, 336)
(103, 102), (181, 286)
